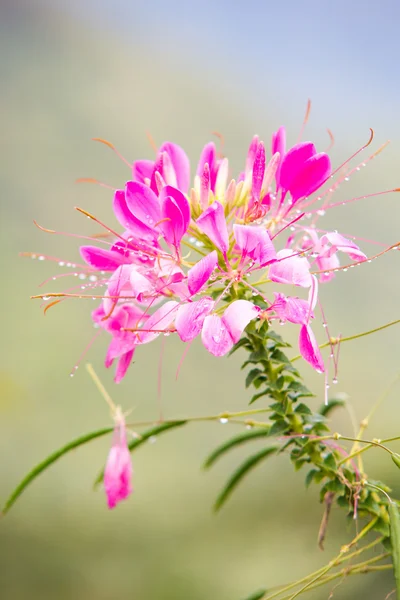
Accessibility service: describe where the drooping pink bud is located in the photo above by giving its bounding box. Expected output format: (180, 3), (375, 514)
(104, 415), (133, 509)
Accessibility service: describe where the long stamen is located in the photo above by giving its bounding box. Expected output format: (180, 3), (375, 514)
(33, 220), (114, 248)
(329, 128), (375, 178)
(76, 177), (117, 191)
(297, 98), (312, 143)
(92, 137), (132, 169)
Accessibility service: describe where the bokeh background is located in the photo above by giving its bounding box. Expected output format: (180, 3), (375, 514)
(2, 1), (400, 598)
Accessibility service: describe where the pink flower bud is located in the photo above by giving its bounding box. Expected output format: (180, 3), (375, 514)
(104, 418), (132, 509)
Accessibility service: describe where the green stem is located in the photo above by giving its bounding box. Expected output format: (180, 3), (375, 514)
(276, 562), (392, 600)
(263, 537), (384, 599)
(283, 518), (379, 600)
(126, 408), (271, 429)
(291, 318), (400, 362)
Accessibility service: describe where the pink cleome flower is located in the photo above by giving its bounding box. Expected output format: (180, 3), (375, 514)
(32, 125), (392, 383)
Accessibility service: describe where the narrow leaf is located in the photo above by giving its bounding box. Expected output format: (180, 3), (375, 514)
(2, 427), (114, 515)
(214, 446), (278, 511)
(203, 429), (271, 469)
(241, 589), (267, 600)
(93, 420), (186, 487)
(319, 398), (345, 417)
(389, 501), (400, 600)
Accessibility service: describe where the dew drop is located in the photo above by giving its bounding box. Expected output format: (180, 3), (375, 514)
(148, 436), (157, 444)
(246, 424), (253, 430)
(89, 275), (98, 282)
(38, 255), (45, 261)
(31, 254), (37, 259)
(219, 418), (229, 424)
(322, 322), (327, 328)
(58, 261), (65, 267)
(42, 296), (50, 301)
(317, 209), (326, 216)
(79, 273), (87, 280)
(212, 334), (221, 343)
(332, 377), (338, 384)
(164, 332), (170, 337)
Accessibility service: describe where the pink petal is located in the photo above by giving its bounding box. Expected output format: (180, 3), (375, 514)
(175, 297), (215, 342)
(233, 224), (276, 266)
(137, 301), (179, 344)
(273, 293), (311, 325)
(316, 253), (339, 283)
(269, 249), (312, 287)
(125, 181), (161, 228)
(279, 142), (316, 193)
(113, 190), (158, 240)
(201, 315), (234, 356)
(159, 142), (190, 193)
(130, 270), (153, 302)
(299, 324), (324, 373)
(132, 159), (154, 183)
(160, 185), (191, 240)
(80, 245), (130, 271)
(114, 348), (135, 383)
(321, 232), (367, 261)
(187, 251), (218, 295)
(104, 265), (133, 313)
(222, 300), (260, 343)
(289, 153), (331, 202)
(196, 201), (229, 255)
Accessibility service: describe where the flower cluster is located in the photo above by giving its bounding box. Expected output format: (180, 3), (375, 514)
(73, 129), (367, 383)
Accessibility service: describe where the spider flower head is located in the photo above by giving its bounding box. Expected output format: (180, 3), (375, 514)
(31, 123), (397, 383)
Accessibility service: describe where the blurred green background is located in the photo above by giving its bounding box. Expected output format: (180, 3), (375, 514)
(2, 1), (400, 598)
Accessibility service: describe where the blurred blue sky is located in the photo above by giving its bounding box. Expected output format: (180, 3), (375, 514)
(65, 0), (400, 138)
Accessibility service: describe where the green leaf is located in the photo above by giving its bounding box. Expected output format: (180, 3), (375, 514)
(214, 446), (278, 511)
(294, 403), (313, 415)
(305, 469), (318, 488)
(245, 368), (266, 388)
(2, 426), (114, 515)
(389, 502), (400, 600)
(203, 429), (271, 469)
(93, 421), (186, 487)
(318, 398), (346, 417)
(267, 420), (288, 437)
(322, 452), (337, 471)
(249, 391), (269, 405)
(229, 337), (251, 355)
(241, 589), (267, 600)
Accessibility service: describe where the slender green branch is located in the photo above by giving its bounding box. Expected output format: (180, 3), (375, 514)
(262, 536), (384, 599)
(291, 318), (400, 362)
